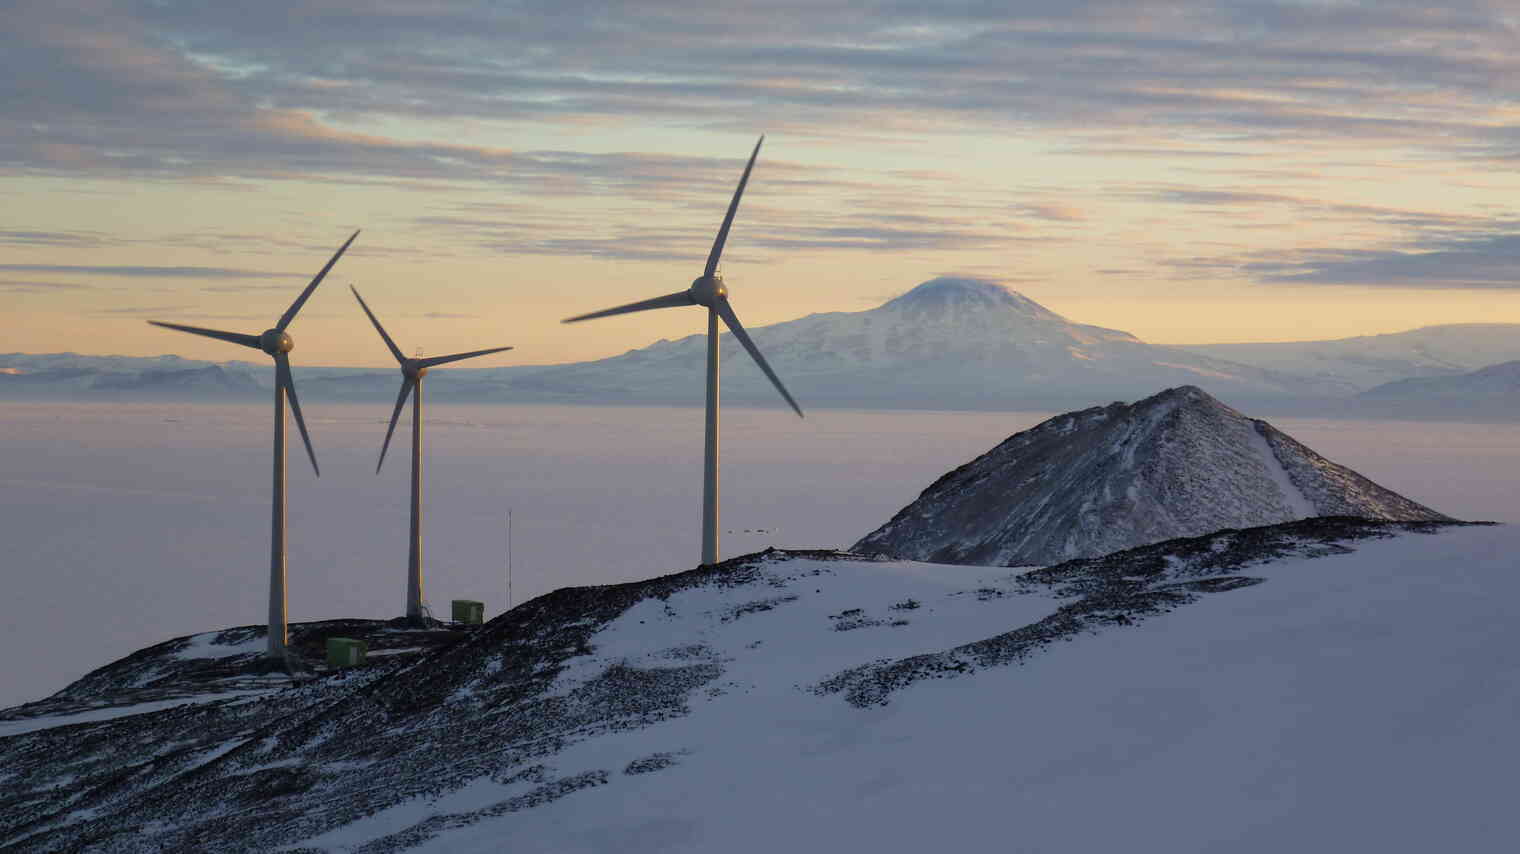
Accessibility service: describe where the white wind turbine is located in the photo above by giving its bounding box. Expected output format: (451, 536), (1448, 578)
(563, 136), (803, 566)
(149, 230), (359, 660)
(350, 285), (514, 623)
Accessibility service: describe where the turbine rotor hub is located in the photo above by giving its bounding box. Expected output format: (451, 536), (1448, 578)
(402, 360), (427, 379)
(688, 275), (727, 307)
(259, 329), (294, 355)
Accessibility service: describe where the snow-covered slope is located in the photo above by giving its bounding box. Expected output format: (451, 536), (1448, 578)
(853, 386), (1449, 566)
(1180, 323), (1520, 392)
(0, 354), (268, 398)
(2, 519), (1509, 853)
(1354, 359), (1520, 416)
(0, 619), (466, 739)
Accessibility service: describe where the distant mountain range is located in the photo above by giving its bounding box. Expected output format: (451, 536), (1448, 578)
(7, 279), (1520, 412)
(0, 354), (268, 399)
(451, 278), (1344, 410)
(1354, 360), (1520, 417)
(1179, 323), (1520, 391)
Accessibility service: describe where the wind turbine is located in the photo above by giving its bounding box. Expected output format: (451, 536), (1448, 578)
(350, 285), (514, 623)
(149, 231), (358, 661)
(563, 136), (802, 567)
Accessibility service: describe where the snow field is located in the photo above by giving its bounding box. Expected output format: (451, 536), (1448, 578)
(305, 523), (1520, 853)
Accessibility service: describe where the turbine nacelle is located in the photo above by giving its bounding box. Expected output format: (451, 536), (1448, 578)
(260, 329), (295, 356)
(147, 229), (359, 659)
(688, 274), (728, 307)
(558, 135), (803, 568)
(350, 284), (512, 479)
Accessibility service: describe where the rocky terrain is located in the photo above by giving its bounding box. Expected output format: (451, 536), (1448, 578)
(0, 619), (467, 734)
(1, 516), (1495, 853)
(852, 385), (1450, 566)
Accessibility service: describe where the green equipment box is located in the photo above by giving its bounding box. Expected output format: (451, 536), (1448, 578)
(326, 637), (368, 668)
(452, 599), (485, 625)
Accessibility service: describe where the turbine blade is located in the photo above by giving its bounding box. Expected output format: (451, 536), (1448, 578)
(417, 345), (514, 369)
(704, 136), (764, 278)
(147, 321), (261, 350)
(276, 229), (360, 331)
(350, 284), (406, 364)
(377, 378), (415, 473)
(562, 291), (693, 323)
(714, 296), (803, 418)
(276, 353), (320, 477)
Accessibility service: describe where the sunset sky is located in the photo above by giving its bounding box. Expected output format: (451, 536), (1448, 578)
(7, 0), (1520, 367)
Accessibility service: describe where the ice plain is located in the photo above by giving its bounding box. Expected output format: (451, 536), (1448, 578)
(1, 400), (1515, 711)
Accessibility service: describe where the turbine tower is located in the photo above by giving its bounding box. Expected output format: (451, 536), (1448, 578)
(149, 230), (358, 660)
(350, 285), (514, 623)
(563, 136), (802, 567)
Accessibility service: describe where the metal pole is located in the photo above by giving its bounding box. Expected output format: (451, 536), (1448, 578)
(406, 375), (424, 621)
(507, 508), (513, 611)
(268, 381), (288, 658)
(701, 306), (720, 566)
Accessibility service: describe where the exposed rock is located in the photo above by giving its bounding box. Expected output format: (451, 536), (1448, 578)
(852, 386), (1450, 566)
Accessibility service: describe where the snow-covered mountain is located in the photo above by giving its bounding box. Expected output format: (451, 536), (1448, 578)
(852, 386), (1449, 566)
(477, 278), (1342, 409)
(1179, 323), (1520, 392)
(1, 280), (1345, 409)
(2, 518), (1510, 853)
(0, 353), (268, 398)
(1353, 360), (1520, 417)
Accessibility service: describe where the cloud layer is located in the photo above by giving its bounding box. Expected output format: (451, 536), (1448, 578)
(8, 0), (1520, 356)
(8, 1), (1520, 183)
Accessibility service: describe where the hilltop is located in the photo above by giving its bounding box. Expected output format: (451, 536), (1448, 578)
(853, 386), (1449, 566)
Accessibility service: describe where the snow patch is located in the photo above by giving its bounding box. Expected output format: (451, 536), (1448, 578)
(1247, 423), (1316, 518)
(173, 631), (264, 660)
(0, 690), (270, 737)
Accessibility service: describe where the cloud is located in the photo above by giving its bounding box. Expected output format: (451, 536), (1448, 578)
(0, 279), (93, 291)
(200, 284), (311, 293)
(745, 223), (1009, 252)
(1015, 203), (1086, 222)
(94, 305), (190, 315)
(417, 195), (1028, 261)
(1247, 232), (1520, 289)
(1141, 189), (1302, 207)
(0, 230), (110, 247)
(7, 0), (1520, 185)
(0, 264), (303, 279)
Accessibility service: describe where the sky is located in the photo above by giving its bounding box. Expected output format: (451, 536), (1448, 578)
(7, 0), (1520, 368)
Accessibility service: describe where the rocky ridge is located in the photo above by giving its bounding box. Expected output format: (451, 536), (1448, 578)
(852, 385), (1450, 566)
